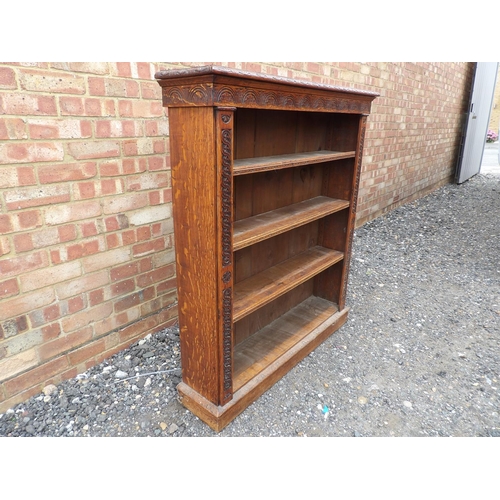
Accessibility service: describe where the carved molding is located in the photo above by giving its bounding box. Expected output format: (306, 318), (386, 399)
(221, 128), (232, 267)
(222, 287), (232, 397)
(162, 83), (372, 114)
(217, 109), (234, 404)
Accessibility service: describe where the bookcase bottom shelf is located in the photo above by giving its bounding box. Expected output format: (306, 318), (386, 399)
(177, 296), (349, 432)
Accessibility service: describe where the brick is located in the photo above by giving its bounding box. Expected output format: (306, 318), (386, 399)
(28, 119), (92, 139)
(132, 237), (166, 257)
(24, 225), (76, 251)
(0, 66), (17, 88)
(20, 260), (81, 292)
(45, 200), (101, 225)
(115, 62), (131, 77)
(80, 221), (98, 237)
(110, 262), (139, 282)
(101, 192), (149, 215)
(111, 278), (135, 297)
(93, 315), (124, 339)
(136, 264), (175, 288)
(153, 248), (175, 268)
(118, 100), (163, 118)
(0, 250), (48, 278)
(145, 119), (169, 136)
(156, 276), (177, 295)
(128, 205), (171, 228)
(55, 269), (109, 299)
(18, 68), (85, 94)
(4, 184), (70, 210)
(13, 233), (33, 253)
(17, 166), (37, 185)
(41, 322), (61, 342)
(99, 161), (121, 177)
(88, 288), (105, 306)
(0, 214), (13, 234)
(149, 191), (161, 205)
(76, 181), (96, 199)
(104, 214), (130, 232)
(61, 303), (113, 333)
(66, 239), (102, 260)
(68, 140), (120, 160)
(114, 287), (155, 313)
(153, 139), (166, 154)
(4, 355), (68, 397)
(126, 172), (169, 191)
(101, 178), (122, 196)
(1, 93), (57, 115)
(0, 348), (38, 383)
(0, 278), (19, 299)
(38, 162), (97, 184)
(96, 119), (141, 138)
(0, 236), (11, 256)
(117, 313), (160, 343)
(89, 77), (139, 97)
(43, 304), (61, 322)
(136, 62), (154, 79)
(0, 316), (27, 339)
(106, 233), (120, 249)
(4, 329), (43, 356)
(67, 295), (84, 314)
(0, 141), (64, 165)
(16, 210), (42, 230)
(0, 118), (27, 140)
(59, 96), (84, 115)
(68, 338), (106, 366)
(67, 62), (109, 74)
(137, 226), (151, 241)
(141, 82), (162, 100)
(82, 247), (130, 273)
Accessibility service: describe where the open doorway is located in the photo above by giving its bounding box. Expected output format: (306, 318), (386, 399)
(455, 62), (499, 183)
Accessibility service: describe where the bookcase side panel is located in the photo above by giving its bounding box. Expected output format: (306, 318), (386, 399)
(169, 106), (220, 404)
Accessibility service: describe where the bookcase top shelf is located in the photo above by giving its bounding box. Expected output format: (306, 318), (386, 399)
(233, 150), (356, 176)
(155, 65), (379, 114)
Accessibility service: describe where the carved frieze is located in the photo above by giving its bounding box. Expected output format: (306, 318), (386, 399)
(157, 66), (376, 114)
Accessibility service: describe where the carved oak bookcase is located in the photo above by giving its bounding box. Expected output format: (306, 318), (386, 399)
(155, 66), (378, 431)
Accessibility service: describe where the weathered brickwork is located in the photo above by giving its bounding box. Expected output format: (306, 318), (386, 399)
(0, 62), (473, 412)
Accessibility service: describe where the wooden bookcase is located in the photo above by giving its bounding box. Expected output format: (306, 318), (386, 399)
(155, 66), (378, 431)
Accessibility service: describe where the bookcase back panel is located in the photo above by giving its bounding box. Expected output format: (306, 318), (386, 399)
(234, 164), (325, 222)
(235, 109), (331, 159)
(234, 221), (319, 283)
(234, 279), (314, 345)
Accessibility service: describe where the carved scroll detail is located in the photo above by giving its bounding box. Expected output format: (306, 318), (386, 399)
(222, 287), (232, 393)
(212, 86), (371, 113)
(160, 82), (371, 113)
(217, 108), (234, 404)
(221, 128), (232, 268)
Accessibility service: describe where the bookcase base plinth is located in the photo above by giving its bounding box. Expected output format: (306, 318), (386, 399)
(178, 306), (349, 432)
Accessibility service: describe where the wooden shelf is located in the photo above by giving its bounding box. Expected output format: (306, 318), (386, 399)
(233, 150), (356, 176)
(233, 196), (350, 251)
(233, 296), (339, 392)
(233, 246), (343, 322)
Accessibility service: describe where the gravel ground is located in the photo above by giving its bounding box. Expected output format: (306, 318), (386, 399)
(1, 173), (499, 438)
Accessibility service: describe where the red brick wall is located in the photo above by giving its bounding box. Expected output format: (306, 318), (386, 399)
(0, 62), (474, 412)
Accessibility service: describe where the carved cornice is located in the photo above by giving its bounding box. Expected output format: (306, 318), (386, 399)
(156, 66), (378, 114)
(155, 65), (379, 97)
